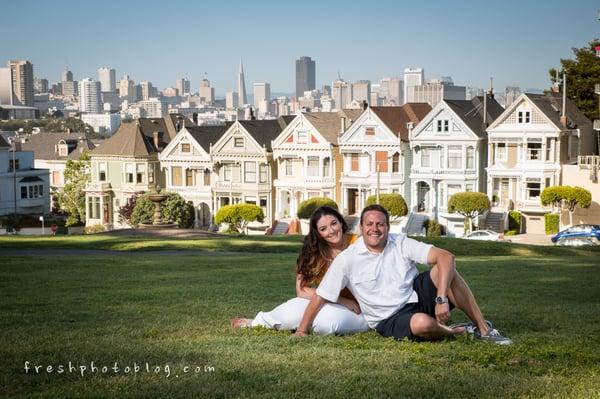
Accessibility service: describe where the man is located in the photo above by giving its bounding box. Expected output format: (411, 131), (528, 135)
(294, 204), (512, 344)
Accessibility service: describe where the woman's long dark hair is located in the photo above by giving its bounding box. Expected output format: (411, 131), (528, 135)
(296, 206), (348, 286)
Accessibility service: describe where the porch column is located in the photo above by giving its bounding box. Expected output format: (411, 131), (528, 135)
(85, 195), (89, 225)
(99, 196), (104, 224)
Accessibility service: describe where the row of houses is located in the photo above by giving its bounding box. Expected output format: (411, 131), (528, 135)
(75, 91), (597, 235)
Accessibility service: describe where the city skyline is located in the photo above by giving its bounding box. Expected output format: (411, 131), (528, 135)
(1, 0), (598, 96)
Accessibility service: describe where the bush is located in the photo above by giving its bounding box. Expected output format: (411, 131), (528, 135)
(424, 219), (444, 237)
(296, 197), (338, 219)
(130, 192), (195, 228)
(215, 204), (264, 234)
(365, 193), (408, 221)
(508, 211), (521, 233)
(504, 230), (519, 236)
(448, 192), (491, 234)
(84, 224), (106, 234)
(130, 195), (156, 226)
(545, 213), (559, 235)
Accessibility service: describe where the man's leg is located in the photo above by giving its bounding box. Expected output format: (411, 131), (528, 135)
(409, 313), (465, 340)
(429, 265), (490, 335)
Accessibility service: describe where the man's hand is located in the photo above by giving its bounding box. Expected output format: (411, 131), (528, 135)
(435, 303), (450, 323)
(338, 297), (361, 314)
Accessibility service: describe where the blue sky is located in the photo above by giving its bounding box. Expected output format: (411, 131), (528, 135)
(1, 0), (598, 96)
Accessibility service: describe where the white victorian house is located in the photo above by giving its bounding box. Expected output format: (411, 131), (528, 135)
(486, 92), (595, 233)
(210, 117), (292, 226)
(409, 96), (504, 236)
(271, 110), (362, 219)
(339, 104), (431, 215)
(159, 123), (231, 227)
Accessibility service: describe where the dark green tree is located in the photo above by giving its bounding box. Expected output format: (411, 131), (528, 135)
(130, 192), (195, 228)
(448, 192), (491, 234)
(549, 39), (600, 120)
(365, 193), (408, 222)
(56, 151), (90, 226)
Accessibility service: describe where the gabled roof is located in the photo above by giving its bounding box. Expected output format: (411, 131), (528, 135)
(187, 123), (233, 152)
(370, 103), (432, 141)
(91, 121), (159, 157)
(339, 108), (364, 124)
(237, 117), (292, 151)
(444, 96), (504, 138)
(525, 93), (592, 131)
(0, 135), (9, 148)
(20, 132), (96, 160)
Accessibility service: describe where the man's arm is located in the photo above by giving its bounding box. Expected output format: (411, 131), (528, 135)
(294, 294), (328, 336)
(427, 246), (456, 323)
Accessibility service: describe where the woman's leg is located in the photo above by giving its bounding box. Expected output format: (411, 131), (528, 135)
(312, 303), (369, 335)
(251, 297), (309, 330)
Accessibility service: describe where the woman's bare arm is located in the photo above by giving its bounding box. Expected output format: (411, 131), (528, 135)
(295, 274), (316, 299)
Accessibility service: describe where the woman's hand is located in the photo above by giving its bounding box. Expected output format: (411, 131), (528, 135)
(338, 297), (361, 314)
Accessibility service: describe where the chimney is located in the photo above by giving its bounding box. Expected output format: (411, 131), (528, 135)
(13, 140), (22, 152)
(362, 100), (368, 110)
(560, 72), (568, 127)
(192, 112), (198, 125)
(153, 131), (160, 150)
(340, 116), (347, 134)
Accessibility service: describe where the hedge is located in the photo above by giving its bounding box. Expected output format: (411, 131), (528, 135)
(508, 210), (521, 233)
(545, 213), (559, 235)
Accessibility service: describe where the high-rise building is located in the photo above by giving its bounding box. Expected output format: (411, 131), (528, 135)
(62, 69), (73, 82)
(403, 68), (424, 105)
(176, 78), (190, 96)
(505, 85), (522, 107)
(295, 56), (316, 99)
(119, 74), (134, 101)
(98, 67), (116, 92)
(407, 79), (466, 107)
(352, 80), (371, 104)
(0, 67), (13, 104)
(226, 91), (238, 110)
(199, 79), (214, 105)
(139, 81), (154, 101)
(139, 98), (167, 118)
(62, 81), (78, 98)
(8, 60), (34, 107)
(253, 82), (270, 112)
(78, 78), (102, 113)
(34, 77), (48, 94)
(332, 79), (350, 110)
(379, 77), (403, 105)
(238, 59), (247, 106)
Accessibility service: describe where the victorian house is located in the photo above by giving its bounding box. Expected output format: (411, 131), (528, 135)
(210, 117), (293, 227)
(338, 104), (431, 215)
(486, 92), (595, 233)
(271, 110), (363, 219)
(409, 96), (503, 236)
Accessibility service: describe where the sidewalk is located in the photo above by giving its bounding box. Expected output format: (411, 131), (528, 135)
(508, 233), (553, 246)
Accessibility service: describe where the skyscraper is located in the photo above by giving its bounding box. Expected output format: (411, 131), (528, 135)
(176, 78), (190, 96)
(98, 67), (116, 92)
(226, 91), (238, 110)
(119, 74), (134, 101)
(199, 79), (214, 105)
(79, 78), (102, 113)
(62, 69), (73, 83)
(404, 68), (424, 104)
(139, 81), (154, 101)
(352, 80), (371, 104)
(379, 77), (403, 105)
(238, 59), (247, 106)
(332, 79), (350, 110)
(295, 56), (315, 99)
(253, 82), (270, 113)
(8, 60), (34, 106)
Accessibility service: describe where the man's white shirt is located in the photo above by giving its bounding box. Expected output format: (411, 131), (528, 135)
(316, 234), (433, 328)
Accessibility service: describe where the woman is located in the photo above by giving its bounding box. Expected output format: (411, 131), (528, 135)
(231, 206), (369, 335)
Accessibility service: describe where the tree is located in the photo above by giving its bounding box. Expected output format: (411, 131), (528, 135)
(447, 192), (491, 234)
(541, 185), (591, 228)
(365, 193), (408, 222)
(129, 192), (195, 228)
(549, 39), (600, 121)
(215, 204), (264, 234)
(56, 151), (90, 226)
(130, 195), (155, 226)
(118, 196), (138, 227)
(296, 197), (338, 219)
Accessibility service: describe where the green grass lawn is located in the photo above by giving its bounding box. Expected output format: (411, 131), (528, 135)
(1, 236), (600, 398)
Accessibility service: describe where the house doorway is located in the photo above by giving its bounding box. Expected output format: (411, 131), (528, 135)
(347, 189), (359, 215)
(417, 182), (430, 212)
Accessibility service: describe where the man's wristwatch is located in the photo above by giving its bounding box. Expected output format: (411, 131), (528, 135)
(435, 296), (449, 305)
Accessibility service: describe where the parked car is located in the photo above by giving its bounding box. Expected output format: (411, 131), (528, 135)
(551, 224), (600, 244)
(555, 236), (600, 247)
(463, 230), (510, 242)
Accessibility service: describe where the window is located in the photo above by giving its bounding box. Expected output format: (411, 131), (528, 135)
(285, 159), (293, 176)
(496, 143), (507, 161)
(222, 164), (232, 181)
(518, 110), (531, 124)
(437, 120), (449, 132)
(181, 143), (191, 153)
(245, 196), (256, 205)
(323, 157), (331, 177)
(148, 165), (154, 183)
(466, 147), (474, 169)
(234, 137), (244, 147)
(9, 159), (19, 171)
(244, 161), (256, 182)
(20, 186), (27, 199)
(465, 184), (473, 192)
(136, 164), (145, 184)
(392, 153), (400, 173)
(350, 153), (359, 172)
(526, 180), (541, 200)
(376, 151), (388, 172)
(59, 145), (68, 157)
(546, 138), (552, 161)
(185, 169), (193, 186)
(259, 164), (268, 183)
(447, 184), (461, 205)
(545, 177), (551, 188)
(88, 197), (101, 219)
(365, 127), (375, 136)
(527, 142), (542, 160)
(259, 197), (267, 208)
(448, 145), (462, 169)
(307, 157), (319, 176)
(172, 166), (182, 186)
(421, 148), (430, 167)
(297, 131), (308, 143)
(98, 162), (107, 182)
(125, 163), (134, 183)
(203, 169), (211, 186)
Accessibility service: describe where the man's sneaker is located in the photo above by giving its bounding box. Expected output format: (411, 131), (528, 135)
(474, 327), (513, 345)
(450, 320), (493, 334)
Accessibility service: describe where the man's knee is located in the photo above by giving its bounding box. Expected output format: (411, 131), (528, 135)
(409, 313), (437, 337)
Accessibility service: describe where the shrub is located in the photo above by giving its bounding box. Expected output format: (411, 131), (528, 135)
(504, 230), (519, 236)
(130, 195), (156, 226)
(84, 224), (106, 234)
(508, 211), (521, 233)
(296, 197), (338, 219)
(545, 213), (559, 235)
(424, 219), (444, 237)
(215, 204), (264, 234)
(118, 196), (138, 227)
(130, 192), (195, 228)
(448, 192), (491, 234)
(365, 193), (408, 222)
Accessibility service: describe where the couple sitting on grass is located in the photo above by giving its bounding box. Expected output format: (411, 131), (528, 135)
(232, 205), (512, 345)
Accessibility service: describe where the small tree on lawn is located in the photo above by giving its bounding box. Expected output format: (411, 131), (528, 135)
(215, 204), (264, 234)
(56, 150), (90, 226)
(365, 193), (408, 222)
(296, 197), (338, 219)
(541, 185), (591, 228)
(448, 192), (491, 234)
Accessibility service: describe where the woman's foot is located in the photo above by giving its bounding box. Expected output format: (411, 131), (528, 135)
(231, 318), (253, 328)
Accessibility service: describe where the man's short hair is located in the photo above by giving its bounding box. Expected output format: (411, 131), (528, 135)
(360, 204), (390, 227)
